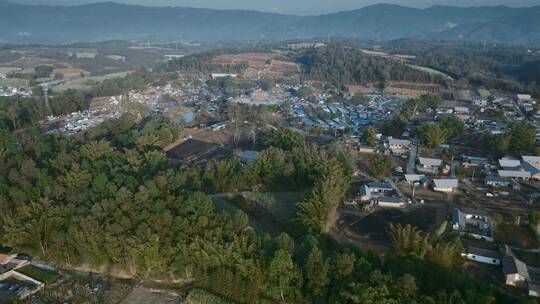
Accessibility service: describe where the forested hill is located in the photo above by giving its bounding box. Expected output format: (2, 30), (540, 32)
(0, 1), (540, 46)
(297, 45), (445, 87)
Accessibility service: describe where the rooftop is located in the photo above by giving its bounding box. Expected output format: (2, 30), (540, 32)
(433, 179), (458, 188)
(418, 157), (442, 167)
(503, 256), (529, 278)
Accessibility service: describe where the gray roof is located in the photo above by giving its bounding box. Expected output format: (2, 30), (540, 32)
(499, 158), (521, 168)
(452, 208), (465, 227)
(388, 138), (411, 146)
(419, 157), (442, 166)
(485, 176), (513, 184)
(405, 174), (426, 182)
(433, 179), (458, 188)
(367, 182), (393, 190)
(503, 256), (529, 278)
(498, 170), (531, 178)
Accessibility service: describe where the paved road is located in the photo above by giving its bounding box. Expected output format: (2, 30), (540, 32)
(407, 140), (417, 174)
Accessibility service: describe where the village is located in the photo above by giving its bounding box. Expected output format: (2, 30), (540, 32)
(1, 45), (540, 302)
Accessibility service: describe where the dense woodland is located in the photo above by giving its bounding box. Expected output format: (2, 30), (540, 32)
(297, 45), (446, 88)
(158, 51), (248, 75)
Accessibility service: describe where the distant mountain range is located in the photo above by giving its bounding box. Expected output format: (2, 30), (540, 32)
(0, 1), (539, 46)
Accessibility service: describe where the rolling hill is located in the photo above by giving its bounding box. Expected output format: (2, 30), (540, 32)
(0, 1), (539, 45)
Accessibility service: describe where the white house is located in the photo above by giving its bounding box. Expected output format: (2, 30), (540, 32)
(387, 138), (411, 155)
(404, 174), (427, 184)
(375, 196), (406, 208)
(517, 94), (532, 102)
(417, 157), (443, 174)
(498, 158), (521, 170)
(462, 247), (501, 265)
(433, 179), (458, 192)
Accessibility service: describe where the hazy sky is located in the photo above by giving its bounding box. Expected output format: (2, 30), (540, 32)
(11, 0), (540, 15)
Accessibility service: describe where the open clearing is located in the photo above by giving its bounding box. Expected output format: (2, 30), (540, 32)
(407, 64), (453, 80)
(0, 78), (28, 87)
(340, 202), (451, 245)
(0, 67), (22, 74)
(53, 71), (130, 92)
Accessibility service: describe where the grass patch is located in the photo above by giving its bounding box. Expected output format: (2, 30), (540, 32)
(407, 64), (453, 79)
(184, 288), (234, 304)
(16, 265), (60, 284)
(477, 88), (490, 98)
(513, 250), (540, 267)
(0, 67), (21, 74)
(53, 72), (130, 92)
(242, 191), (301, 222)
(0, 78), (28, 87)
(495, 223), (539, 249)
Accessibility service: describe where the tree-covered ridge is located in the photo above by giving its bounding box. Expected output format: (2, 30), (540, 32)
(0, 116), (525, 303)
(297, 45), (445, 88)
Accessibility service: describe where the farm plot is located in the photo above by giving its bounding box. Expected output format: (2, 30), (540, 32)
(53, 72), (129, 92)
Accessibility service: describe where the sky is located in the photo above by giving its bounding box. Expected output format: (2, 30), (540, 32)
(11, 0), (540, 15)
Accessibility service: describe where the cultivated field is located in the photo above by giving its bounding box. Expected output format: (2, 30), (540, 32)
(212, 52), (299, 79)
(53, 72), (130, 92)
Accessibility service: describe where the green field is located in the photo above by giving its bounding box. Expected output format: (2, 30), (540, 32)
(53, 72), (130, 92)
(0, 78), (28, 87)
(16, 265), (60, 284)
(0, 67), (22, 74)
(477, 88), (490, 98)
(407, 64), (453, 80)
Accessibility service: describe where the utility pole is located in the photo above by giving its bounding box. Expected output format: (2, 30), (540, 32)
(41, 85), (52, 116)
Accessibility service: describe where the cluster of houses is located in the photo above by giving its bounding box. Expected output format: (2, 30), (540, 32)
(496, 156), (540, 181)
(450, 208), (540, 297)
(292, 94), (398, 133)
(0, 86), (32, 97)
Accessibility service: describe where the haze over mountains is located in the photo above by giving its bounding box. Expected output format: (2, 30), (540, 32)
(0, 1), (539, 46)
